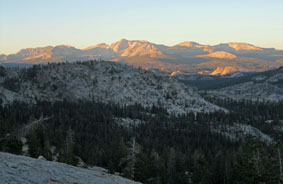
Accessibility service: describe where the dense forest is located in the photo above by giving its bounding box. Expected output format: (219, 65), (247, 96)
(1, 99), (283, 184)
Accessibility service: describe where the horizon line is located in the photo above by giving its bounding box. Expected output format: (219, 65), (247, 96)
(1, 39), (282, 55)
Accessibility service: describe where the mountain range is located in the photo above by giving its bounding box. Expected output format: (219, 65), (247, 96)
(2, 39), (283, 75)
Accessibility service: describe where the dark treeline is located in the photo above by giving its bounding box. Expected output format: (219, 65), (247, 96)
(203, 96), (283, 139)
(1, 99), (283, 184)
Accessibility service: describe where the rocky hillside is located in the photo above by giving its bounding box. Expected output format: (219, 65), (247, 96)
(0, 152), (140, 184)
(0, 60), (221, 114)
(207, 67), (283, 101)
(2, 39), (283, 75)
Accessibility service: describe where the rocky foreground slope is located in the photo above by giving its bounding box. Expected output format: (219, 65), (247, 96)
(0, 152), (140, 184)
(0, 60), (221, 114)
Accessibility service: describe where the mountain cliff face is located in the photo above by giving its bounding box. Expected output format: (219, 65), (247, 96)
(2, 39), (283, 75)
(0, 61), (221, 114)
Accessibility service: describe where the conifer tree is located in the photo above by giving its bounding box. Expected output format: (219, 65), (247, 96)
(122, 137), (140, 179)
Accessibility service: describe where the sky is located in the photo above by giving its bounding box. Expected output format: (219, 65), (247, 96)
(0, 0), (283, 54)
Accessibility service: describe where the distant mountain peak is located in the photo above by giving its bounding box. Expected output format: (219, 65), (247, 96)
(119, 38), (128, 41)
(55, 45), (73, 48)
(210, 66), (238, 75)
(111, 39), (130, 52)
(109, 39), (165, 57)
(177, 41), (200, 47)
(227, 42), (262, 51)
(15, 46), (53, 54)
(82, 43), (110, 50)
(170, 71), (186, 77)
(197, 51), (237, 59)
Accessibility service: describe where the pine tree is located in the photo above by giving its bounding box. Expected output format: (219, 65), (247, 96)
(236, 139), (273, 184)
(65, 127), (75, 165)
(42, 129), (52, 160)
(270, 141), (283, 183)
(107, 160), (115, 174)
(122, 137), (140, 179)
(117, 138), (127, 172)
(58, 127), (76, 165)
(277, 142), (283, 183)
(27, 127), (40, 158)
(134, 152), (149, 182)
(167, 147), (176, 184)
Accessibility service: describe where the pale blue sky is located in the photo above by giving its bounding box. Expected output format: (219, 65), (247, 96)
(0, 0), (283, 54)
